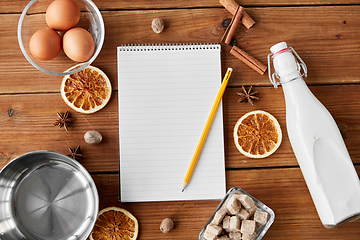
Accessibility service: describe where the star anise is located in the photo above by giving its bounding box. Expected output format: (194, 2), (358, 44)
(67, 146), (84, 161)
(53, 111), (72, 131)
(237, 86), (259, 105)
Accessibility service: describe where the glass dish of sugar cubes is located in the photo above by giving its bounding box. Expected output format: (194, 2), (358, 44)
(199, 187), (275, 240)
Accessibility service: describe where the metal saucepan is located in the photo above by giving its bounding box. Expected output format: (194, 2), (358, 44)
(0, 151), (99, 240)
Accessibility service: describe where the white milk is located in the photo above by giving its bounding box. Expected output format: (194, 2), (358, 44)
(268, 42), (360, 227)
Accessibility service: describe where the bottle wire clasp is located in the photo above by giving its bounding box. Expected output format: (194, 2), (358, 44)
(267, 46), (308, 89)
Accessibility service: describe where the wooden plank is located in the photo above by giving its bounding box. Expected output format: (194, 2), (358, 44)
(4, 6), (360, 94)
(0, 92), (119, 172)
(91, 166), (360, 239)
(223, 5), (360, 86)
(224, 84), (360, 169)
(0, 84), (360, 172)
(3, 0), (360, 14)
(92, 0), (360, 9)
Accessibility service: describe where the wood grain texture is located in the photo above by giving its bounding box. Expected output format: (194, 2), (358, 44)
(0, 92), (119, 172)
(224, 84), (360, 169)
(2, 1), (360, 239)
(3, 6), (360, 93)
(1, 84), (360, 172)
(3, 0), (360, 13)
(91, 166), (360, 240)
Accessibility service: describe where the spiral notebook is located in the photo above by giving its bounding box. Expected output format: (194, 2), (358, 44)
(117, 43), (226, 202)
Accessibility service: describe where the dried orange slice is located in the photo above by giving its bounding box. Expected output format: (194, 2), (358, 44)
(90, 207), (138, 240)
(61, 65), (112, 114)
(233, 110), (282, 158)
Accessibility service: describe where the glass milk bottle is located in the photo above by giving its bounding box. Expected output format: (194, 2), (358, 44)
(268, 42), (360, 227)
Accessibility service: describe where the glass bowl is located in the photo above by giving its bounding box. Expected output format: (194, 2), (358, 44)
(199, 187), (275, 240)
(17, 0), (105, 76)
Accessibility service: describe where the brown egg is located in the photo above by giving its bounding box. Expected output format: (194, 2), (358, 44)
(63, 27), (95, 62)
(29, 28), (62, 61)
(46, 0), (80, 31)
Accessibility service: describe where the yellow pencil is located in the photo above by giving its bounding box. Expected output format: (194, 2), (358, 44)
(182, 67), (233, 192)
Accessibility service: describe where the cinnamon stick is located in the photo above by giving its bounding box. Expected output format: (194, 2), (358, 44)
(219, 0), (238, 15)
(242, 11), (255, 29)
(223, 6), (244, 44)
(230, 46), (267, 75)
(219, 0), (255, 29)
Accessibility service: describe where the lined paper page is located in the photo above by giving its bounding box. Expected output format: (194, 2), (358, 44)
(117, 44), (226, 202)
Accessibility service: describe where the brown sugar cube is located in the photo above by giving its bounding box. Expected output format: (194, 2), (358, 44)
(246, 205), (257, 218)
(204, 230), (217, 240)
(242, 233), (256, 240)
(205, 223), (223, 236)
(232, 192), (243, 198)
(229, 232), (242, 240)
(231, 193), (244, 206)
(254, 210), (269, 225)
(237, 208), (251, 220)
(237, 194), (256, 209)
(226, 195), (241, 214)
(240, 220), (256, 235)
(222, 215), (231, 232)
(212, 208), (228, 225)
(229, 216), (241, 232)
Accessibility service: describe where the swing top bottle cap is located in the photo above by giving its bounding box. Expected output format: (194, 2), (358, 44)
(270, 41), (300, 83)
(270, 42), (288, 55)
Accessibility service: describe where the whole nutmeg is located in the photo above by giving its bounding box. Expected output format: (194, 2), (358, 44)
(160, 218), (174, 233)
(84, 130), (102, 145)
(151, 18), (164, 34)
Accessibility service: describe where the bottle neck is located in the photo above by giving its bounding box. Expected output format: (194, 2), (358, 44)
(280, 71), (303, 84)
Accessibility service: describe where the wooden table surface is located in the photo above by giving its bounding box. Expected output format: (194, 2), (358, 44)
(2, 0), (360, 239)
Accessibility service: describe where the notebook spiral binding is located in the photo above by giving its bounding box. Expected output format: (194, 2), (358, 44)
(118, 43), (220, 51)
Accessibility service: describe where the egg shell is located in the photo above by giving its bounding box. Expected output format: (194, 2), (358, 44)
(63, 27), (95, 62)
(29, 28), (62, 61)
(46, 0), (81, 31)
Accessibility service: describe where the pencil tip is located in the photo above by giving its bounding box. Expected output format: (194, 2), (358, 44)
(182, 182), (188, 192)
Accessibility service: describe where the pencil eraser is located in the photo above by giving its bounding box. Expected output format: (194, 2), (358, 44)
(228, 67), (233, 72)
